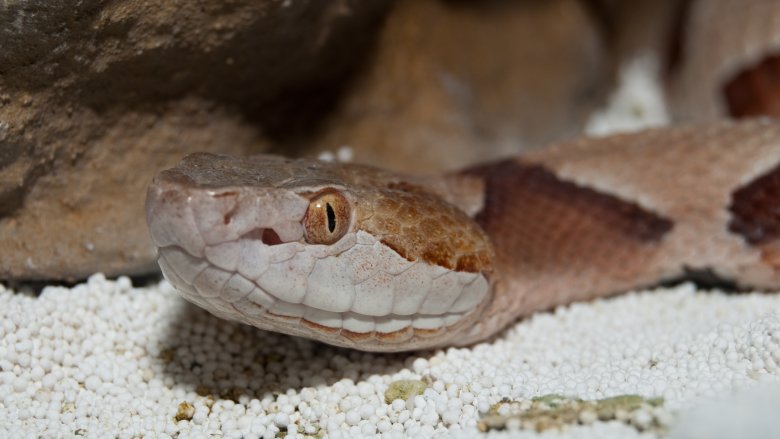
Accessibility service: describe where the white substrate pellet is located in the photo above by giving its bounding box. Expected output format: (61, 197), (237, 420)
(1, 274), (780, 438)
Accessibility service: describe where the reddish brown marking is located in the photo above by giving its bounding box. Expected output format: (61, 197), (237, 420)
(239, 227), (283, 245)
(464, 160), (673, 243)
(301, 319), (340, 334)
(365, 187), (492, 274)
(728, 162), (780, 245)
(341, 329), (374, 342)
(421, 243), (455, 270)
(376, 326), (413, 343)
(214, 191), (238, 198)
(261, 228), (283, 246)
(413, 327), (445, 338)
(455, 254), (480, 272)
(381, 232), (484, 273)
(723, 52), (780, 118)
(223, 206), (238, 225)
(380, 238), (414, 262)
(458, 159), (676, 313)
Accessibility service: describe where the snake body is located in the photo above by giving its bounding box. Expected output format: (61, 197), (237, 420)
(146, 120), (780, 352)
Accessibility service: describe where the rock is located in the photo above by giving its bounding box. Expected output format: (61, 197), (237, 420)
(0, 0), (391, 280)
(309, 0), (609, 172)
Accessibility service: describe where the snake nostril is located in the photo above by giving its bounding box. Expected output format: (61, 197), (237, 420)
(261, 228), (283, 246)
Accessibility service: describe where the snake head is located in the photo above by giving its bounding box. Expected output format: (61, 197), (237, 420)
(146, 153), (495, 351)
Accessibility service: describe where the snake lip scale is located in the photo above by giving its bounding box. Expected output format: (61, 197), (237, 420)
(147, 120), (780, 352)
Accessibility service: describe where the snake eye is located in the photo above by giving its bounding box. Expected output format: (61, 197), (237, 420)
(303, 189), (350, 245)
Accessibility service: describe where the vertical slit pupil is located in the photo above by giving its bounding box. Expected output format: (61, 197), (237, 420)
(326, 203), (336, 233)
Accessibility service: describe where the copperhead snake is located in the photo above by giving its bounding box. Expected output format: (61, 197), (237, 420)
(145, 120), (780, 352)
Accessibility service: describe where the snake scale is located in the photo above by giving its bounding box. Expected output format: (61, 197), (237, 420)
(146, 120), (780, 352)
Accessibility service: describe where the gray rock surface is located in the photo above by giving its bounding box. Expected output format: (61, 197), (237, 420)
(0, 0), (391, 280)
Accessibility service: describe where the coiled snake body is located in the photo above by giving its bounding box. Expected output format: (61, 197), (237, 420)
(146, 120), (780, 352)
